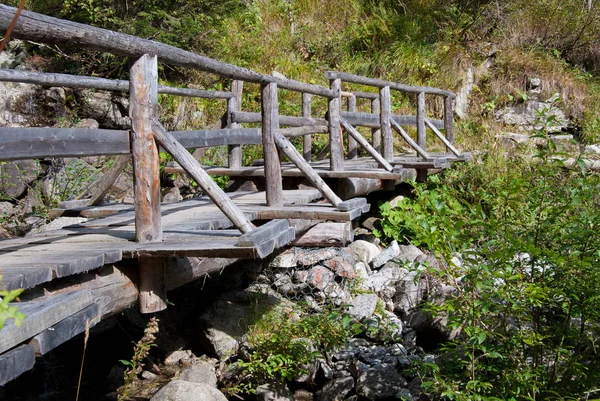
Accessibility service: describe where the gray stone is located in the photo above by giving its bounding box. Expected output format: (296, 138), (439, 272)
(74, 118), (100, 129)
(77, 89), (130, 128)
(151, 380), (227, 401)
(585, 144), (600, 154)
(495, 99), (568, 132)
(270, 250), (297, 268)
(316, 376), (354, 401)
(349, 240), (381, 265)
(0, 160), (40, 199)
(179, 360), (218, 387)
(397, 244), (425, 264)
(256, 382), (293, 401)
(364, 265), (405, 292)
(162, 187), (183, 203)
(356, 363), (407, 400)
(0, 201), (14, 216)
(354, 261), (371, 279)
(164, 350), (193, 366)
(348, 294), (380, 320)
(361, 216), (381, 231)
(372, 240), (401, 269)
(296, 248), (337, 266)
(396, 388), (413, 401)
(141, 370), (159, 380)
(388, 195), (405, 208)
(393, 270), (425, 315)
(307, 265), (335, 290)
(320, 360), (334, 380)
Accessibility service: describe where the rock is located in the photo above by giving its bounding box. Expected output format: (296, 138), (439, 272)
(354, 261), (371, 279)
(364, 265), (405, 293)
(322, 255), (355, 279)
(294, 389), (314, 401)
(397, 244), (425, 264)
(361, 216), (381, 231)
(495, 98), (569, 133)
(76, 89), (130, 128)
(356, 363), (407, 400)
(372, 240), (400, 269)
(142, 370), (159, 380)
(164, 350), (193, 366)
(455, 67), (475, 119)
(162, 187), (182, 203)
(0, 201), (14, 216)
(307, 265), (335, 290)
(74, 118), (100, 129)
(349, 240), (381, 265)
(0, 160), (40, 199)
(585, 144), (600, 154)
(316, 376), (354, 401)
(396, 388), (413, 401)
(256, 382), (294, 401)
(0, 40), (26, 69)
(296, 248), (337, 266)
(151, 380), (227, 401)
(348, 294), (380, 320)
(178, 359), (218, 387)
(270, 250), (297, 269)
(388, 195), (405, 208)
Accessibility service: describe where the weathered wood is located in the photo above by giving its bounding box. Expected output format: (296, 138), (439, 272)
(352, 91), (379, 100)
(444, 95), (455, 148)
(130, 54), (162, 243)
(292, 222), (354, 247)
(371, 98), (381, 153)
(0, 127), (130, 161)
(228, 80), (243, 169)
(416, 92), (426, 150)
(315, 142), (331, 161)
(30, 304), (100, 355)
(261, 82), (284, 207)
(151, 122), (255, 233)
(0, 266), (52, 291)
(336, 197), (368, 212)
(237, 219), (289, 247)
(340, 119), (393, 171)
(341, 112), (445, 129)
(0, 290), (93, 354)
(0, 68), (234, 98)
(138, 256), (167, 313)
(389, 118), (430, 159)
(281, 125), (328, 138)
(337, 177), (384, 199)
(325, 71), (456, 98)
(273, 132), (342, 207)
(249, 205), (362, 221)
(231, 111), (327, 127)
(272, 76), (336, 98)
(424, 119), (461, 156)
(0, 252), (107, 279)
(0, 5), (271, 83)
(87, 154), (131, 206)
(302, 93), (312, 162)
(170, 128), (261, 147)
(329, 78), (344, 171)
(380, 86), (394, 161)
(0, 345), (35, 386)
(347, 95), (358, 159)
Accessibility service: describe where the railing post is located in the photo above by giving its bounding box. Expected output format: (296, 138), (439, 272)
(228, 80), (243, 169)
(417, 92), (426, 150)
(302, 93), (312, 162)
(444, 95), (454, 152)
(130, 54), (166, 313)
(371, 97), (381, 154)
(347, 95), (358, 160)
(328, 78), (344, 171)
(379, 86), (393, 162)
(262, 81), (283, 206)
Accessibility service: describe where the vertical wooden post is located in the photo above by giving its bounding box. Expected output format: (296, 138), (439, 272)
(444, 95), (454, 152)
(379, 86), (393, 162)
(228, 80), (243, 169)
(371, 97), (381, 154)
(302, 93), (312, 162)
(261, 82), (283, 207)
(328, 78), (344, 171)
(130, 54), (166, 313)
(347, 95), (358, 160)
(130, 54), (162, 244)
(416, 92), (426, 150)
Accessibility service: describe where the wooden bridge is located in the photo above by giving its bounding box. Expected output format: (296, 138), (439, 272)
(0, 5), (469, 385)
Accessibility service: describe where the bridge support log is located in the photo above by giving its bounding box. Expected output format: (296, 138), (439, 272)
(444, 95), (455, 150)
(302, 93), (312, 162)
(262, 82), (284, 207)
(328, 78), (344, 171)
(347, 95), (358, 160)
(138, 256), (167, 313)
(228, 80), (243, 169)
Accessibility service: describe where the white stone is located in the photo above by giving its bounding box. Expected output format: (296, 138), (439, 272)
(349, 240), (381, 265)
(151, 381), (227, 401)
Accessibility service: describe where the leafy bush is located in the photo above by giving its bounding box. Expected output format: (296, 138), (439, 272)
(0, 276), (24, 331)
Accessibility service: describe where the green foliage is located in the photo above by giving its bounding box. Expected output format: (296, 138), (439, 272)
(377, 109), (600, 399)
(0, 276), (24, 331)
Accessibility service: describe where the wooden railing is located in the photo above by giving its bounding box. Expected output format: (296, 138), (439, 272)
(0, 5), (461, 243)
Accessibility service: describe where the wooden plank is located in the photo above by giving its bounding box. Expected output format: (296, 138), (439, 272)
(347, 95), (358, 159)
(444, 95), (455, 148)
(0, 252), (106, 278)
(262, 82), (284, 207)
(340, 119), (393, 171)
(336, 197), (368, 212)
(0, 128), (129, 161)
(371, 98), (381, 153)
(0, 266), (53, 291)
(237, 219), (289, 247)
(302, 93), (312, 162)
(281, 125), (327, 138)
(30, 304), (100, 356)
(170, 128), (261, 148)
(389, 118), (430, 159)
(272, 76), (336, 98)
(0, 68), (233, 98)
(130, 54), (162, 243)
(0, 290), (94, 354)
(380, 86), (394, 161)
(325, 71), (456, 98)
(139, 256), (167, 313)
(328, 78), (344, 171)
(273, 132), (342, 207)
(228, 80), (243, 169)
(424, 119), (461, 156)
(88, 154), (131, 206)
(417, 92), (426, 149)
(0, 345), (35, 386)
(247, 205), (361, 221)
(341, 112), (444, 129)
(126, 240), (258, 259)
(231, 111), (327, 127)
(292, 222), (353, 247)
(253, 226), (296, 258)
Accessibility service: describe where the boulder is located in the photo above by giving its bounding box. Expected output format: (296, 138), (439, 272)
(316, 376), (354, 401)
(356, 363), (407, 400)
(363, 265), (406, 293)
(372, 240), (400, 269)
(76, 89), (130, 128)
(256, 382), (294, 401)
(178, 359), (218, 388)
(164, 350), (193, 366)
(348, 294), (379, 320)
(349, 240), (381, 265)
(0, 160), (40, 199)
(150, 381), (227, 401)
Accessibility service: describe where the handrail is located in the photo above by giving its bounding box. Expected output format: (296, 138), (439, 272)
(325, 71), (456, 98)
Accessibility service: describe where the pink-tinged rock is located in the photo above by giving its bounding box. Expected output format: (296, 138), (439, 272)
(293, 270), (309, 283)
(307, 266), (335, 290)
(322, 256), (355, 279)
(296, 248), (337, 266)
